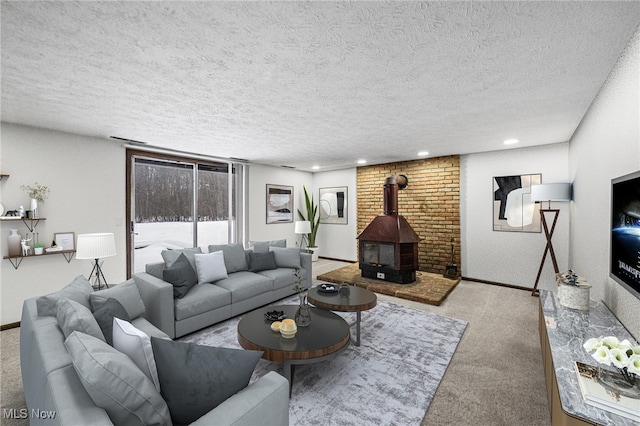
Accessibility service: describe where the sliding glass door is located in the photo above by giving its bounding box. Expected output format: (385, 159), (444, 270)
(126, 150), (245, 275)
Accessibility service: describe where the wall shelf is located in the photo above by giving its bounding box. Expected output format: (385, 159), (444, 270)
(0, 217), (46, 232)
(3, 250), (75, 269)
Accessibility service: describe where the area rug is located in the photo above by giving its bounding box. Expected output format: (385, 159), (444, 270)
(317, 263), (460, 306)
(179, 297), (467, 425)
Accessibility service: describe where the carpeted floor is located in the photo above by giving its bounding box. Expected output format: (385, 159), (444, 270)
(317, 263), (460, 306)
(180, 296), (468, 425)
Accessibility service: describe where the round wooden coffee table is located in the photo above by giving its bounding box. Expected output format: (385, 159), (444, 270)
(237, 304), (350, 395)
(307, 284), (377, 346)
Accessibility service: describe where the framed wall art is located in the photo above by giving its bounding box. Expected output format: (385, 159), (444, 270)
(266, 184), (293, 224)
(319, 186), (348, 224)
(54, 232), (76, 250)
(493, 174), (541, 232)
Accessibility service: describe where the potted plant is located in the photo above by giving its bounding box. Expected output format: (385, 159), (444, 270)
(297, 186), (320, 261)
(33, 243), (44, 255)
(20, 182), (49, 219)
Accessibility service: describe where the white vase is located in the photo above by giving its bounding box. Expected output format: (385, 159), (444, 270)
(308, 246), (319, 262)
(8, 229), (21, 257)
(30, 198), (38, 218)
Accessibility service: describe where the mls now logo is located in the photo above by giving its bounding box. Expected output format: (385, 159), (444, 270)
(3, 408), (56, 420)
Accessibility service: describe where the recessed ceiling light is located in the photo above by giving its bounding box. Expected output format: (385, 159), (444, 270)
(504, 139), (519, 145)
(418, 151), (429, 156)
(357, 159), (367, 165)
(312, 165), (320, 170)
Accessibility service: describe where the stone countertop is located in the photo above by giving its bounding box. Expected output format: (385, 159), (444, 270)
(540, 290), (638, 426)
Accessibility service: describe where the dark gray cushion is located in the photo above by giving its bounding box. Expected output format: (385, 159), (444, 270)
(150, 337), (262, 425)
(248, 251), (277, 272)
(208, 243), (249, 273)
(161, 247), (202, 273)
(65, 331), (171, 426)
(250, 239), (286, 253)
(36, 275), (93, 316)
(163, 253), (198, 298)
(91, 279), (146, 319)
(56, 298), (105, 342)
(92, 298), (130, 345)
(270, 246), (302, 269)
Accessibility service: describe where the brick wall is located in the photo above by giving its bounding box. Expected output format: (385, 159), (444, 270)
(356, 155), (461, 274)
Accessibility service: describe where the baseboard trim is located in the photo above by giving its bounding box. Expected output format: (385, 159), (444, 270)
(462, 276), (533, 292)
(1, 321), (20, 331)
(317, 256), (357, 263)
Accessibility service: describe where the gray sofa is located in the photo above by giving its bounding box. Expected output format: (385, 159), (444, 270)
(20, 276), (290, 425)
(132, 242), (312, 339)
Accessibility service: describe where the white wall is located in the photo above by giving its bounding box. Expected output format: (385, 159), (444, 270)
(461, 143), (570, 290)
(568, 26), (640, 339)
(314, 168), (358, 262)
(1, 124), (127, 325)
(246, 164), (313, 249)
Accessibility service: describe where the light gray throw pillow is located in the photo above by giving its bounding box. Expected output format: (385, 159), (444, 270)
(56, 299), (105, 342)
(36, 275), (93, 317)
(208, 243), (248, 273)
(250, 239), (286, 253)
(194, 250), (228, 284)
(91, 279), (146, 319)
(270, 246), (302, 269)
(65, 331), (171, 426)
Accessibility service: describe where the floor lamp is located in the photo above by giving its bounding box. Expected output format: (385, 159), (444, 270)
(76, 233), (117, 290)
(530, 183), (572, 296)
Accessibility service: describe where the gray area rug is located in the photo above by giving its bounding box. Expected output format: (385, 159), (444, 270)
(179, 297), (467, 425)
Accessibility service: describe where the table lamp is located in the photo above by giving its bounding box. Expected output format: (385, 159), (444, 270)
(76, 233), (116, 290)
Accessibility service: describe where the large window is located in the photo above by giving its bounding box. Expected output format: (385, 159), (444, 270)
(126, 150), (245, 275)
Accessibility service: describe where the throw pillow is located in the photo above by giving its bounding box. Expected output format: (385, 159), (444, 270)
(91, 279), (146, 319)
(250, 239), (286, 253)
(36, 275), (93, 316)
(208, 243), (249, 273)
(150, 337), (263, 425)
(248, 251), (278, 272)
(64, 331), (171, 426)
(194, 250), (228, 284)
(161, 247), (202, 273)
(92, 298), (130, 345)
(270, 246), (302, 269)
(112, 318), (161, 392)
(56, 298), (105, 342)
(163, 252), (198, 298)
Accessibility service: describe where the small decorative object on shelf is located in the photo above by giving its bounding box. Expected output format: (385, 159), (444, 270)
(556, 270), (591, 311)
(293, 268), (311, 327)
(20, 182), (49, 219)
(583, 336), (640, 399)
(7, 228), (21, 257)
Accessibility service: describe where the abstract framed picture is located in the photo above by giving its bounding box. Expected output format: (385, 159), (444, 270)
(266, 184), (293, 224)
(319, 186), (348, 224)
(493, 174), (541, 232)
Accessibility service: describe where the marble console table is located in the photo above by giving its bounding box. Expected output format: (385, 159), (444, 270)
(539, 290), (638, 426)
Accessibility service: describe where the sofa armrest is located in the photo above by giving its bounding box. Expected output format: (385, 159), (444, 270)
(190, 371), (289, 426)
(132, 272), (176, 339)
(300, 252), (312, 289)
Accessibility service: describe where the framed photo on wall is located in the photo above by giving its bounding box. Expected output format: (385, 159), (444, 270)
(319, 186), (348, 224)
(493, 174), (541, 232)
(266, 184), (293, 224)
(54, 232), (76, 250)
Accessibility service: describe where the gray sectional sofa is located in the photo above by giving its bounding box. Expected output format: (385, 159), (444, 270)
(20, 275), (290, 425)
(132, 242), (312, 339)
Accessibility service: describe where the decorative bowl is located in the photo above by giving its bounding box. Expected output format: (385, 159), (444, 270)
(279, 318), (297, 332)
(280, 329), (297, 339)
(264, 310), (287, 321)
(270, 321), (282, 332)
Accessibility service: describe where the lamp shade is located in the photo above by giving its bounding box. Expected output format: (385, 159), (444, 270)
(76, 233), (116, 260)
(530, 183), (572, 202)
(294, 221), (311, 234)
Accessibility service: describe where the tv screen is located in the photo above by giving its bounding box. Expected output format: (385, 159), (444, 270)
(610, 170), (640, 300)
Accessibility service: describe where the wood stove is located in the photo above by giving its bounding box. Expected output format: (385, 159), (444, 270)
(357, 175), (420, 284)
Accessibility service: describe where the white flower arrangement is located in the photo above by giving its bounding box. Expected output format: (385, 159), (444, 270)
(20, 182), (49, 203)
(583, 336), (640, 375)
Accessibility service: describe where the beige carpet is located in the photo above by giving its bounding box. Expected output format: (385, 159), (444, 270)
(317, 262), (460, 306)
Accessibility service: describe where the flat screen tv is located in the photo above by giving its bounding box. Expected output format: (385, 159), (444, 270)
(610, 170), (640, 300)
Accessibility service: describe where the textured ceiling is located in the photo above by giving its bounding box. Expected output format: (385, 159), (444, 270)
(2, 1), (639, 171)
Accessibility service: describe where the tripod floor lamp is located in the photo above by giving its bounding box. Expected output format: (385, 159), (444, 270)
(530, 183), (572, 296)
(294, 220), (311, 249)
(76, 233), (116, 290)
